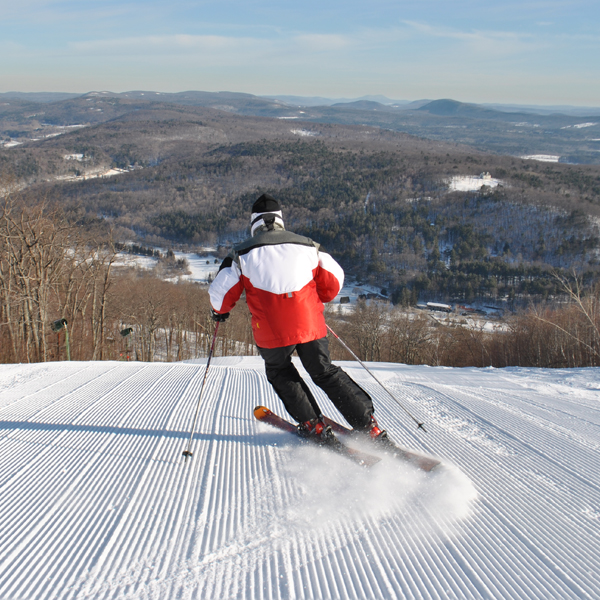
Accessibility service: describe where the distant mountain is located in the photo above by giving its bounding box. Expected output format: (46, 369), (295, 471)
(417, 99), (513, 120)
(2, 90), (600, 164)
(482, 103), (600, 117)
(354, 95), (408, 105)
(396, 99), (433, 110)
(330, 100), (398, 111)
(263, 94), (409, 107)
(3, 90), (599, 118)
(419, 98), (600, 121)
(89, 90), (287, 115)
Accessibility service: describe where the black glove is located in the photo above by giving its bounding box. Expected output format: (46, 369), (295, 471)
(211, 308), (230, 322)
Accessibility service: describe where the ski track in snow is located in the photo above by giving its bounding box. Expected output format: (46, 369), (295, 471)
(0, 358), (599, 599)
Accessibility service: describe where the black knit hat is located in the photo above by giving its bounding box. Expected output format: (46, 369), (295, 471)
(252, 193), (280, 214)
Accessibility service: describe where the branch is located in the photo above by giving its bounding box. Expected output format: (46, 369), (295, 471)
(552, 269), (600, 347)
(531, 312), (600, 360)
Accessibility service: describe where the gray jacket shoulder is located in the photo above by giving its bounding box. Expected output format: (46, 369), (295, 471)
(234, 229), (319, 257)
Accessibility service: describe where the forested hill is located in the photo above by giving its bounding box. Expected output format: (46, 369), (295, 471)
(2, 96), (600, 304)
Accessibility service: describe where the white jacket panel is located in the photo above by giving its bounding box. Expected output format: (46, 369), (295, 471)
(239, 244), (319, 295)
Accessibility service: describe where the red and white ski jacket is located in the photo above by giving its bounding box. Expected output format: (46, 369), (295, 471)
(209, 227), (344, 348)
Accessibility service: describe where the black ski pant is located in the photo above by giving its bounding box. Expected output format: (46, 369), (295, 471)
(257, 336), (374, 429)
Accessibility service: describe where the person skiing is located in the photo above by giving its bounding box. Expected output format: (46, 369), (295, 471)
(208, 193), (387, 444)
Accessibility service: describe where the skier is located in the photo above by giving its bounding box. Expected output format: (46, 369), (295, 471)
(208, 193), (387, 444)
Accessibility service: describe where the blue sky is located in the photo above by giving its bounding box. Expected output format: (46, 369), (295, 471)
(1, 0), (599, 105)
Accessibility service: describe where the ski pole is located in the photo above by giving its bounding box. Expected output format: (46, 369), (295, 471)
(182, 321), (220, 461)
(326, 323), (427, 432)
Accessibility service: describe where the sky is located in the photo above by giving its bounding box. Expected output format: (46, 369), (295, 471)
(1, 0), (599, 106)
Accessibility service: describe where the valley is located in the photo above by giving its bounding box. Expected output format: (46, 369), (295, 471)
(2, 91), (600, 307)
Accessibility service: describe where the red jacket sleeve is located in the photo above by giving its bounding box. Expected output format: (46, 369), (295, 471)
(314, 250), (344, 303)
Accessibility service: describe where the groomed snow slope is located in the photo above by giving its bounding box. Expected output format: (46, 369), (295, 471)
(0, 358), (599, 599)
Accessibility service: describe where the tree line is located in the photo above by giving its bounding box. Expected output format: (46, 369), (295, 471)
(2, 190), (598, 368)
(325, 291), (600, 369)
(13, 134), (600, 310)
(145, 141), (600, 305)
(0, 192), (211, 363)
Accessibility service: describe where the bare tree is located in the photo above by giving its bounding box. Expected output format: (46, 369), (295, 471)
(0, 195), (74, 361)
(531, 272), (600, 366)
(387, 311), (432, 364)
(0, 185), (125, 363)
(343, 300), (388, 362)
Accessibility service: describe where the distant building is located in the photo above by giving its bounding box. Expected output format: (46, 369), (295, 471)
(426, 302), (453, 313)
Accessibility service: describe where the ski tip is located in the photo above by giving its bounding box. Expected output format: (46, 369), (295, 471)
(414, 455), (442, 472)
(360, 455), (382, 468)
(423, 460), (442, 473)
(253, 405), (271, 420)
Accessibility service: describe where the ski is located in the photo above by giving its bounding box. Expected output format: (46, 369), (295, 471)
(322, 416), (441, 472)
(253, 406), (381, 468)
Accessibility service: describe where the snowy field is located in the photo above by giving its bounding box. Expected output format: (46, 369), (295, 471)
(0, 358), (599, 599)
(446, 174), (502, 192)
(113, 251), (221, 284)
(521, 155), (561, 163)
(174, 252), (220, 283)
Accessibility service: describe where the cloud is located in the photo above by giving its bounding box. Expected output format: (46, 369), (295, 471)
(400, 20), (544, 56)
(71, 34), (264, 56)
(400, 19), (600, 55)
(68, 32), (359, 68)
(72, 32), (356, 55)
